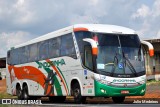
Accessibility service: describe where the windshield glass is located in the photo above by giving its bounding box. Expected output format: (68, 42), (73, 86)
(96, 33), (145, 77)
(74, 31), (145, 78)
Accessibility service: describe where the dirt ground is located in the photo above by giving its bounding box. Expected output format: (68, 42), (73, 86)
(0, 79), (6, 94)
(128, 83), (160, 98)
(0, 79), (160, 99)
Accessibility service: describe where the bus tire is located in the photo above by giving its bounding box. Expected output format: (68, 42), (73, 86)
(49, 96), (66, 103)
(22, 85), (29, 100)
(73, 83), (86, 103)
(16, 85), (22, 100)
(112, 96), (125, 103)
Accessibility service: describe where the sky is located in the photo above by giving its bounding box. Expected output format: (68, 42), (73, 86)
(0, 0), (160, 57)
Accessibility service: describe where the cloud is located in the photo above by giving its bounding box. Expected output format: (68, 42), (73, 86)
(0, 31), (34, 57)
(13, 0), (34, 24)
(152, 0), (160, 17)
(0, 0), (160, 57)
(131, 0), (160, 39)
(0, 0), (34, 24)
(131, 4), (150, 19)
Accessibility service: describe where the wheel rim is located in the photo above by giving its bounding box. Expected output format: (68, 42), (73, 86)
(74, 88), (80, 98)
(17, 89), (21, 98)
(23, 87), (29, 100)
(24, 91), (28, 99)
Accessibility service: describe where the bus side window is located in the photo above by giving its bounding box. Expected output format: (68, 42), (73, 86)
(10, 49), (19, 65)
(7, 51), (11, 64)
(49, 37), (61, 58)
(39, 40), (49, 60)
(19, 47), (29, 64)
(19, 47), (23, 64)
(29, 43), (38, 62)
(60, 33), (77, 58)
(24, 46), (29, 63)
(84, 46), (93, 70)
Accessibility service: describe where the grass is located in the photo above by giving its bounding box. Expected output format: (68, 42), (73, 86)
(0, 93), (17, 107)
(0, 93), (17, 99)
(0, 105), (10, 107)
(146, 80), (160, 86)
(0, 105), (23, 107)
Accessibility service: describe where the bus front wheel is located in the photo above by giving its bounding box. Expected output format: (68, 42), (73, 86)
(73, 83), (86, 103)
(112, 96), (125, 103)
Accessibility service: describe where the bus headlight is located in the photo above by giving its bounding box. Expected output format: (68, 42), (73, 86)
(138, 80), (145, 85)
(94, 74), (111, 85)
(95, 78), (111, 85)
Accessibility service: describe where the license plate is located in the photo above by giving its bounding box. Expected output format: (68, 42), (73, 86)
(121, 90), (129, 94)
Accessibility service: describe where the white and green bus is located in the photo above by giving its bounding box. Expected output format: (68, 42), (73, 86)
(6, 24), (154, 103)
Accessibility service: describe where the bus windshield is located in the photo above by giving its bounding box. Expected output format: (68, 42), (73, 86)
(74, 31), (145, 78)
(96, 33), (145, 77)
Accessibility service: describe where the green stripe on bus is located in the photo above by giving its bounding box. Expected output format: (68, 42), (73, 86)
(36, 61), (63, 96)
(57, 67), (69, 94)
(54, 75), (63, 96)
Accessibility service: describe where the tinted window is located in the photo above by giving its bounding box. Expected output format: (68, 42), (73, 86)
(10, 49), (19, 65)
(84, 46), (93, 70)
(75, 31), (92, 64)
(61, 33), (76, 58)
(98, 34), (119, 46)
(7, 51), (11, 64)
(39, 40), (49, 60)
(119, 35), (140, 47)
(74, 31), (91, 52)
(19, 46), (29, 64)
(19, 47), (24, 64)
(49, 37), (61, 58)
(29, 43), (38, 62)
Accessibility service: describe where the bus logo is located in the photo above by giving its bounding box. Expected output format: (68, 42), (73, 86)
(113, 79), (136, 83)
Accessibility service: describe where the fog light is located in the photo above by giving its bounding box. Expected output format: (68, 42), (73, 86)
(141, 89), (145, 93)
(100, 88), (106, 93)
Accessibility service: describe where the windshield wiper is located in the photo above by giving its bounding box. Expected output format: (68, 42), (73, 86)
(110, 53), (119, 76)
(122, 52), (137, 76)
(99, 70), (111, 76)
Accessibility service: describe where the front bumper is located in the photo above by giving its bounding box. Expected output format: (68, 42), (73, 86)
(94, 80), (146, 97)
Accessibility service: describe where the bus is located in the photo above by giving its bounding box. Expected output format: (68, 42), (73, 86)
(6, 24), (154, 103)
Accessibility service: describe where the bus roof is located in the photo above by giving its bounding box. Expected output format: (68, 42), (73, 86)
(11, 24), (136, 49)
(74, 24), (136, 34)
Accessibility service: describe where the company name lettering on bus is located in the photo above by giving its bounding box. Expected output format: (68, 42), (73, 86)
(38, 59), (65, 68)
(113, 79), (136, 83)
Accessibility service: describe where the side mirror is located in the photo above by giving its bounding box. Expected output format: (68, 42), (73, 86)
(83, 38), (98, 72)
(141, 40), (154, 57)
(83, 38), (98, 56)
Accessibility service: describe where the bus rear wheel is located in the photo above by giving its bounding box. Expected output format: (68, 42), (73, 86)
(22, 85), (30, 100)
(112, 96), (125, 103)
(73, 83), (86, 103)
(16, 85), (22, 100)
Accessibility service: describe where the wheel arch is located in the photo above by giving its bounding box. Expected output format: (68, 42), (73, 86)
(16, 82), (21, 89)
(70, 77), (83, 96)
(22, 81), (30, 95)
(16, 81), (22, 90)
